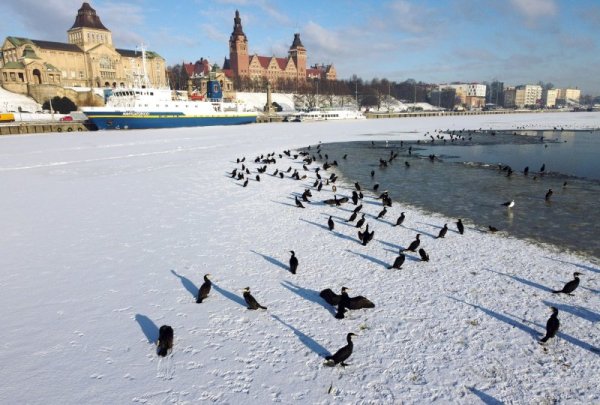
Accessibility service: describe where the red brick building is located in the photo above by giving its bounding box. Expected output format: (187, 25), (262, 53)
(224, 10), (335, 85)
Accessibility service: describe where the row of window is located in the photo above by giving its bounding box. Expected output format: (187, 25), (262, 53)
(1, 71), (60, 83)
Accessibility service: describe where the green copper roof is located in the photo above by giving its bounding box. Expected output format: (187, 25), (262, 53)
(2, 61), (25, 69)
(7, 37), (34, 47)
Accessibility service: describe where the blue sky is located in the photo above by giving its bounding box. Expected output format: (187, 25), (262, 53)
(2, 0), (599, 94)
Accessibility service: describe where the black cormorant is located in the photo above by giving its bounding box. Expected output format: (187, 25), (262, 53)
(328, 216), (335, 231)
(347, 211), (358, 222)
(243, 287), (267, 310)
(289, 251), (298, 274)
(355, 182), (361, 191)
(404, 234), (421, 252)
(320, 288), (343, 306)
(394, 212), (405, 227)
(353, 204), (363, 214)
(545, 189), (553, 201)
(325, 333), (356, 367)
(377, 207), (387, 219)
(373, 183), (380, 192)
(196, 274), (212, 303)
(356, 214), (366, 228)
(157, 325), (174, 357)
(295, 195), (305, 208)
(552, 272), (581, 295)
(388, 253), (406, 269)
(418, 248), (429, 262)
(437, 224), (448, 238)
(539, 307), (559, 344)
(243, 179), (249, 187)
(488, 225), (499, 233)
(457, 219), (464, 235)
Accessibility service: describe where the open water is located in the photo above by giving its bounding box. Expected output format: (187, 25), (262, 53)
(304, 129), (600, 259)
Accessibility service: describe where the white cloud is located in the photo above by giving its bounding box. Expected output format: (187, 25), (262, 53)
(509, 0), (557, 19)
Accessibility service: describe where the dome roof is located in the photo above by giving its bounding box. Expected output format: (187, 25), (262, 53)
(69, 2), (109, 31)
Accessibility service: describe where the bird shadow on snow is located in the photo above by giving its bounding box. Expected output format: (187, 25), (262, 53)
(280, 280), (336, 316)
(378, 239), (402, 251)
(542, 300), (600, 323)
(542, 256), (599, 274)
(483, 268), (554, 293)
(212, 282), (248, 308)
(446, 296), (540, 338)
(250, 250), (289, 272)
(405, 226), (437, 239)
(170, 269), (198, 298)
(299, 219), (358, 244)
(271, 314), (330, 357)
(467, 387), (504, 405)
(449, 296), (600, 356)
(135, 314), (159, 344)
(503, 309), (600, 356)
(320, 213), (355, 227)
(374, 217), (396, 226)
(418, 221), (461, 234)
(271, 199), (300, 208)
(346, 249), (390, 269)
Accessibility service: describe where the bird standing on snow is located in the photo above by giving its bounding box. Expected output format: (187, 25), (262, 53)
(243, 287), (267, 310)
(539, 307), (559, 344)
(552, 272), (581, 295)
(404, 234), (421, 252)
(437, 224), (448, 239)
(295, 195), (305, 208)
(157, 325), (174, 357)
(377, 207), (387, 219)
(418, 248), (429, 262)
(325, 333), (356, 367)
(394, 212), (406, 227)
(356, 214), (366, 228)
(289, 251), (299, 274)
(347, 211), (358, 222)
(388, 253), (406, 269)
(456, 219), (464, 235)
(328, 216), (335, 231)
(196, 274), (212, 303)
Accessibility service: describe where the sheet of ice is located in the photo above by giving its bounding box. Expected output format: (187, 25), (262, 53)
(0, 112), (598, 404)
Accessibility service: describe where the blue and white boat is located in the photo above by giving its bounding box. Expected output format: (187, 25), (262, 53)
(81, 47), (257, 130)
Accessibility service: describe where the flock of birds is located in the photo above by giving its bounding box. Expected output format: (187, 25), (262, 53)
(155, 135), (585, 366)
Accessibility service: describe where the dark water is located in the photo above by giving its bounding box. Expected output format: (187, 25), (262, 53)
(303, 130), (600, 258)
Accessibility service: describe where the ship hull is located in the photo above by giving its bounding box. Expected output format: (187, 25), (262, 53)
(83, 112), (257, 130)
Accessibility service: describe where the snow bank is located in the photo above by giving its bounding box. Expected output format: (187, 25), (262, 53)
(0, 112), (598, 404)
(0, 87), (42, 113)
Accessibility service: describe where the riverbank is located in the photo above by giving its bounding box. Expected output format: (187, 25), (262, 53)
(0, 112), (598, 403)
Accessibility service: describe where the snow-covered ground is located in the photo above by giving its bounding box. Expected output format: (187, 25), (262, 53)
(0, 112), (598, 404)
(0, 87), (42, 113)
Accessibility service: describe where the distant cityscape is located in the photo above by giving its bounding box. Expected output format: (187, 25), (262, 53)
(0, 2), (598, 112)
